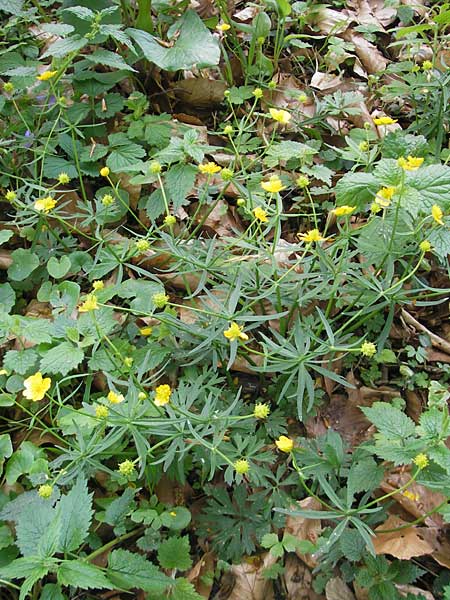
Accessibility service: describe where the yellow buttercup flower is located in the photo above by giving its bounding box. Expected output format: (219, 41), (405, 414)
(332, 205), (355, 217)
(413, 453), (429, 469)
(261, 175), (286, 194)
(397, 156), (424, 171)
(253, 207), (268, 222)
(107, 390), (125, 404)
(275, 435), (294, 453)
(254, 403), (270, 419)
(38, 484), (53, 498)
(34, 196), (57, 213)
(139, 326), (153, 336)
(431, 204), (444, 225)
(78, 294), (98, 312)
(298, 229), (324, 243)
(269, 108), (291, 125)
(234, 459), (249, 474)
(373, 116), (397, 126)
(23, 372), (51, 402)
(402, 490), (419, 502)
(37, 70), (57, 81)
(224, 322), (248, 342)
(376, 187), (396, 207)
(198, 162), (222, 175)
(154, 384), (172, 406)
(216, 23), (231, 31)
(100, 166), (110, 177)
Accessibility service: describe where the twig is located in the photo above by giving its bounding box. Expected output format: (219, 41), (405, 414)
(401, 308), (450, 355)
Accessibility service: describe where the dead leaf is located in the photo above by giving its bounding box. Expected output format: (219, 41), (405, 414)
(372, 515), (436, 559)
(0, 250), (13, 269)
(187, 552), (215, 598)
(310, 72), (344, 92)
(171, 78), (227, 108)
(397, 585), (435, 599)
(326, 577), (356, 600)
(343, 32), (388, 74)
(226, 553), (277, 600)
(285, 497), (322, 568)
(345, 0), (396, 27)
(282, 555), (325, 600)
(311, 7), (349, 35)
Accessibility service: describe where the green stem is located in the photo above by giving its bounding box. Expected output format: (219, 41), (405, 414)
(136, 0), (153, 33)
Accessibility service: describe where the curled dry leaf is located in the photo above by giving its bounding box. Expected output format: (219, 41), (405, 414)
(311, 7), (349, 35)
(372, 515), (436, 559)
(187, 552), (215, 598)
(343, 32), (388, 74)
(345, 0), (396, 27)
(285, 497), (322, 568)
(397, 585), (435, 599)
(226, 553), (277, 600)
(310, 72), (344, 93)
(325, 577), (356, 600)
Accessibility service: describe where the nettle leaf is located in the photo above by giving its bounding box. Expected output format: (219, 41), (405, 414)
(18, 317), (53, 344)
(57, 560), (113, 590)
(3, 349), (39, 375)
(106, 134), (146, 171)
(168, 578), (204, 600)
(408, 164), (450, 211)
(428, 227), (450, 259)
(104, 488), (137, 527)
(0, 283), (15, 313)
(127, 10), (220, 71)
(41, 35), (88, 59)
(335, 172), (378, 209)
(39, 583), (66, 600)
(361, 402), (416, 440)
(347, 457), (384, 505)
(157, 536), (192, 570)
(165, 163), (197, 211)
(86, 49), (136, 72)
(40, 342), (84, 376)
(58, 478), (93, 552)
(107, 549), (170, 593)
(8, 249), (40, 281)
(15, 499), (55, 557)
(264, 141), (318, 167)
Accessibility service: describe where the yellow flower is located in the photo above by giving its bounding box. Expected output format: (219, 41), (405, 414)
(107, 390), (125, 404)
(150, 161), (162, 174)
(254, 403), (270, 419)
(100, 166), (110, 177)
(397, 156), (424, 171)
(5, 190), (16, 202)
(298, 229), (324, 243)
(422, 60), (433, 71)
(376, 187), (396, 207)
(333, 205), (355, 217)
(92, 280), (104, 291)
(431, 204), (444, 225)
(419, 240), (432, 252)
(253, 207), (268, 222)
(223, 125), (233, 135)
(23, 372), (51, 402)
(361, 341), (376, 357)
(371, 202), (382, 214)
(234, 459), (249, 474)
(118, 460), (135, 477)
(269, 108), (291, 125)
(413, 453), (429, 469)
(95, 405), (109, 418)
(37, 70), (57, 81)
(402, 490), (419, 502)
(275, 435), (294, 453)
(139, 326), (153, 336)
(373, 116), (397, 126)
(152, 292), (169, 309)
(34, 196), (57, 213)
(261, 175), (286, 194)
(101, 194), (114, 206)
(124, 357), (133, 368)
(38, 484), (53, 498)
(224, 322), (248, 342)
(216, 23), (231, 31)
(57, 172), (70, 184)
(78, 294), (98, 312)
(198, 162), (221, 175)
(154, 384), (172, 406)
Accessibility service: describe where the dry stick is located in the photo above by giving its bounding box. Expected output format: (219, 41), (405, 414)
(401, 308), (450, 355)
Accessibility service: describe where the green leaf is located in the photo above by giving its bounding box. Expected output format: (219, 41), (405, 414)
(0, 525), (13, 550)
(128, 11), (220, 71)
(265, 140), (317, 168)
(339, 528), (366, 561)
(0, 230), (13, 245)
(40, 342), (84, 376)
(157, 536), (192, 570)
(428, 227), (450, 259)
(0, 283), (15, 312)
(167, 577), (204, 600)
(335, 172), (378, 209)
(86, 49), (136, 72)
(261, 533), (279, 548)
(226, 86), (254, 105)
(361, 402), (416, 440)
(16, 499), (55, 557)
(57, 560), (113, 590)
(40, 583), (66, 600)
(94, 186), (129, 225)
(3, 349), (39, 375)
(408, 164), (450, 211)
(41, 35), (88, 59)
(347, 458), (383, 505)
(5, 442), (43, 485)
(0, 434), (13, 462)
(47, 256), (71, 279)
(165, 163), (197, 211)
(58, 478), (93, 552)
(107, 549), (170, 593)
(160, 507), (191, 530)
(106, 137), (146, 171)
(104, 488), (136, 526)
(18, 317), (53, 344)
(8, 249), (40, 281)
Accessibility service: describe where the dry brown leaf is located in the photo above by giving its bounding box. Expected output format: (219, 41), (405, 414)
(197, 200), (242, 237)
(326, 577), (356, 600)
(380, 471), (446, 527)
(310, 72), (344, 92)
(285, 497), (322, 568)
(343, 32), (388, 74)
(171, 78), (227, 108)
(311, 7), (349, 35)
(226, 553), (277, 600)
(372, 515), (436, 559)
(0, 250), (13, 270)
(187, 552), (215, 598)
(345, 0), (396, 27)
(282, 555), (325, 600)
(397, 585), (435, 599)
(233, 5), (258, 21)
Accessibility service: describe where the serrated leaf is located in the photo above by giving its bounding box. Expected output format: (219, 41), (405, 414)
(0, 283), (15, 313)
(408, 164), (450, 211)
(104, 488), (136, 526)
(42, 35), (88, 59)
(107, 549), (170, 593)
(39, 583), (66, 600)
(347, 457), (383, 505)
(335, 171), (378, 209)
(58, 478), (93, 552)
(57, 560), (113, 590)
(165, 163), (197, 211)
(168, 577), (204, 600)
(40, 342), (84, 376)
(16, 500), (55, 557)
(86, 49), (136, 72)
(157, 536), (192, 570)
(3, 349), (38, 375)
(361, 402), (416, 440)
(428, 227), (450, 259)
(18, 317), (53, 344)
(128, 11), (220, 71)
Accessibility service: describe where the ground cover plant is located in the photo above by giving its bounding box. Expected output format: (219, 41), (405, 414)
(0, 0), (450, 598)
